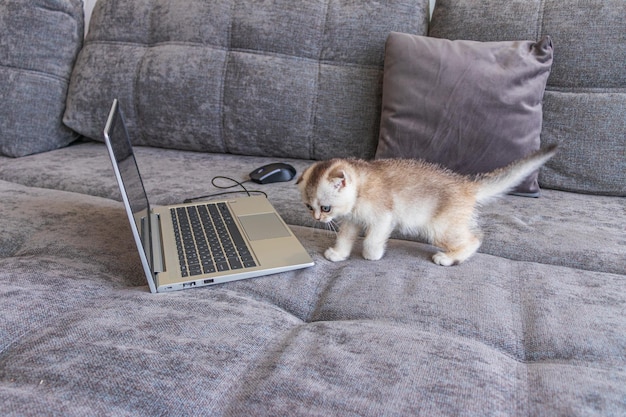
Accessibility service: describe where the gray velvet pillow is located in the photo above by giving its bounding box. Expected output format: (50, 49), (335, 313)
(376, 32), (553, 196)
(0, 0), (83, 157)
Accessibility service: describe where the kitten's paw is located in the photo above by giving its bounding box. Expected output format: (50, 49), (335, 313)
(324, 247), (348, 262)
(362, 246), (384, 261)
(432, 252), (457, 267)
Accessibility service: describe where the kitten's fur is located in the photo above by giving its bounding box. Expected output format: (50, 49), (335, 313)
(296, 145), (557, 266)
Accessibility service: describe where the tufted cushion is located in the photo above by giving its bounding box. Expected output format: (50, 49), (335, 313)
(429, 0), (626, 196)
(0, 0), (83, 157)
(63, 0), (429, 161)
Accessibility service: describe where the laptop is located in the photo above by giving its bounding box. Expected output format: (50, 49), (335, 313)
(103, 99), (314, 293)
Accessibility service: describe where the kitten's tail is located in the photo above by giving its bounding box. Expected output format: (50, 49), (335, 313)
(474, 144), (557, 204)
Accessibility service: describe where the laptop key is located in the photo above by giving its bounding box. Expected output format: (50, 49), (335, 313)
(189, 264), (203, 276)
(216, 261), (230, 272)
(243, 260), (257, 268)
(228, 258), (243, 270)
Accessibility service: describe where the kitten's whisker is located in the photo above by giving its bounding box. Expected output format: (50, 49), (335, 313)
(326, 221), (336, 234)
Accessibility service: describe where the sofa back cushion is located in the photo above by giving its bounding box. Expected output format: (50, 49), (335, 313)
(0, 0), (83, 157)
(63, 0), (429, 161)
(429, 0), (626, 196)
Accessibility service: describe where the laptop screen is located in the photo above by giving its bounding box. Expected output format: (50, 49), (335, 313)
(104, 100), (153, 272)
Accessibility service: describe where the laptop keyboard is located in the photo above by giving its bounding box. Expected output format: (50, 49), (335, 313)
(171, 202), (257, 277)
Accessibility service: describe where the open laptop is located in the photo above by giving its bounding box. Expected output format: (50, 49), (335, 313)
(103, 99), (314, 293)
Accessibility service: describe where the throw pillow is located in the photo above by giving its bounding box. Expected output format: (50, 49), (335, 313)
(375, 32), (553, 196)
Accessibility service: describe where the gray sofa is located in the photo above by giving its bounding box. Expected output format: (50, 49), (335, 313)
(1, 0), (624, 415)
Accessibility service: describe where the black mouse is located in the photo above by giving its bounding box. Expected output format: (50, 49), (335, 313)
(249, 163), (297, 184)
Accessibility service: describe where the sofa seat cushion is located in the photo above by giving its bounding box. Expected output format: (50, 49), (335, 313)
(1, 142), (624, 275)
(0, 0), (84, 157)
(63, 0), (429, 160)
(1, 179), (624, 415)
(429, 0), (626, 196)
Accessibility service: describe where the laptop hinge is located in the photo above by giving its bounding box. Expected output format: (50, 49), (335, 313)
(150, 213), (165, 273)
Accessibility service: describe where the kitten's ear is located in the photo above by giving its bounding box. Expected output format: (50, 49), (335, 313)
(296, 166), (310, 185)
(329, 167), (348, 190)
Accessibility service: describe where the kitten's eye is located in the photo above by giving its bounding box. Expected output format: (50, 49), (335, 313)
(320, 205), (331, 213)
(305, 204), (314, 211)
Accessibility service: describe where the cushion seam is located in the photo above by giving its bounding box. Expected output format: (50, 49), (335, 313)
(309, 0), (332, 160)
(0, 65), (70, 83)
(220, 1), (236, 154)
(545, 86), (626, 93)
(81, 40), (383, 71)
(535, 0), (547, 41)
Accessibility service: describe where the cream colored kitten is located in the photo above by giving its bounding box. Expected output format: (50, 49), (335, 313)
(297, 145), (557, 266)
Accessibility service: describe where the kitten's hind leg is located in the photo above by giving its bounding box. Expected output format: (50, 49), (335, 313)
(432, 230), (481, 267)
(325, 220), (359, 262)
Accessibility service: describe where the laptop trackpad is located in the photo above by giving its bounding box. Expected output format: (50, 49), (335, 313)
(238, 213), (291, 241)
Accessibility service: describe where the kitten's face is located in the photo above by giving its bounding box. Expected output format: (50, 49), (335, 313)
(297, 161), (356, 224)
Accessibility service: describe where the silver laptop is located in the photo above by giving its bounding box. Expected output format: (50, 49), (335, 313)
(103, 99), (314, 293)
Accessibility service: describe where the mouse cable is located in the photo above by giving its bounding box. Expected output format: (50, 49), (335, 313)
(183, 176), (267, 203)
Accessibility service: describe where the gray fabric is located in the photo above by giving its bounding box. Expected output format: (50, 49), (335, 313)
(429, 0), (626, 196)
(375, 32), (553, 196)
(1, 142), (624, 276)
(63, 0), (429, 160)
(541, 90), (626, 194)
(0, 0), (83, 157)
(1, 1), (625, 415)
(1, 179), (625, 416)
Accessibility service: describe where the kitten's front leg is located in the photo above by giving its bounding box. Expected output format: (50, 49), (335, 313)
(362, 216), (394, 261)
(325, 220), (359, 262)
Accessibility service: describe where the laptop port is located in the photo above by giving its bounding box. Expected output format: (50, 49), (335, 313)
(203, 279), (214, 284)
(182, 282), (196, 288)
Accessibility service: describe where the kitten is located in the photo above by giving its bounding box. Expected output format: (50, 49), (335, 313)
(296, 145), (557, 266)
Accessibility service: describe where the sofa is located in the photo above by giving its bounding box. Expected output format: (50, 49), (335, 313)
(1, 0), (624, 415)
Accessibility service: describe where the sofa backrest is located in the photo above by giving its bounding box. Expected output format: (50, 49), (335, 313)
(63, 0), (429, 161)
(0, 0), (84, 158)
(430, 0), (626, 196)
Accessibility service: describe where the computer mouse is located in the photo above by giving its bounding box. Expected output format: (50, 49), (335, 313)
(249, 163), (297, 184)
